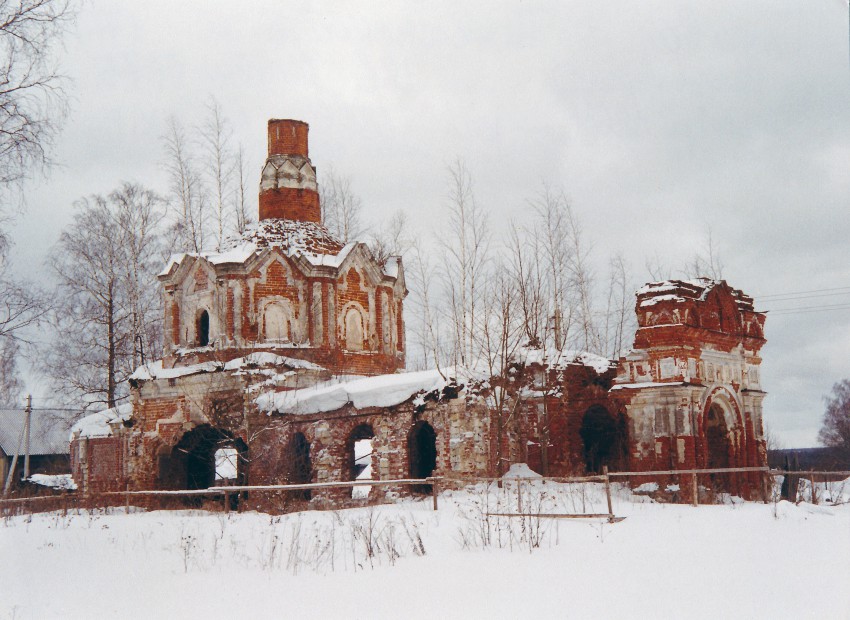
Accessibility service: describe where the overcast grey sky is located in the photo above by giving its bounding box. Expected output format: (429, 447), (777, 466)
(7, 1), (850, 447)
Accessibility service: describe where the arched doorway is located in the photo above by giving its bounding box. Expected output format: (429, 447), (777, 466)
(580, 406), (625, 473)
(161, 425), (247, 507)
(197, 310), (210, 346)
(704, 403), (732, 491)
(408, 421), (437, 494)
(347, 424), (375, 499)
(287, 432), (312, 501)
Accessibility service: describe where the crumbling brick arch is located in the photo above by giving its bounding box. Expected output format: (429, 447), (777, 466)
(285, 431), (312, 500)
(160, 424), (248, 492)
(698, 388), (744, 491)
(346, 423), (375, 481)
(579, 405), (628, 474)
(196, 308), (211, 346)
(408, 420), (437, 493)
(347, 423), (376, 499)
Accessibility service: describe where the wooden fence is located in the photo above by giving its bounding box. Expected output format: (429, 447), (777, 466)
(1, 467), (847, 518)
(0, 477), (442, 517)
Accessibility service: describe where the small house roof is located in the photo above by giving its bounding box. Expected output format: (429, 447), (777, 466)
(0, 409), (76, 456)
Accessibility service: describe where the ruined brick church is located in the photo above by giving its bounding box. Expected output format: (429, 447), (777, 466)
(70, 119), (768, 504)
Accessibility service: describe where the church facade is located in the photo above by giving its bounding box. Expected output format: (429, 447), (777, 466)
(69, 120), (768, 505)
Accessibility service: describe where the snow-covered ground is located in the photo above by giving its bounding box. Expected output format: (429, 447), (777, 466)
(1, 480), (848, 620)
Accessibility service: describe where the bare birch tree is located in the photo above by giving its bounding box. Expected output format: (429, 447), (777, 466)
(233, 143), (252, 235)
(440, 159), (489, 368)
(0, 338), (21, 406)
(682, 229), (724, 280)
(507, 220), (546, 347)
(111, 183), (166, 368)
(163, 117), (207, 253)
(320, 168), (363, 243)
(0, 0), (74, 398)
(0, 0), (74, 196)
(477, 263), (525, 474)
(407, 239), (444, 372)
(602, 252), (633, 359)
(0, 267), (47, 401)
(563, 200), (600, 354)
(46, 183), (166, 411)
(200, 98), (233, 251)
(369, 209), (410, 266)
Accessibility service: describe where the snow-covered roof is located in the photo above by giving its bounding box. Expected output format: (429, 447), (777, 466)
(636, 278), (758, 313)
(0, 408), (75, 456)
(69, 403), (133, 441)
(636, 279), (717, 297)
(130, 353), (325, 382)
(256, 367), (469, 415)
(519, 347), (615, 374)
(233, 218), (345, 257)
(159, 219), (348, 277)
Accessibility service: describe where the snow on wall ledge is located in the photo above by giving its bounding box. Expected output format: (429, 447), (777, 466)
(129, 353), (325, 382)
(69, 403), (133, 440)
(256, 367), (467, 415)
(519, 347), (615, 374)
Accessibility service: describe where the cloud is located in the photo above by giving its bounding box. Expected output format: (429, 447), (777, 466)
(6, 0), (849, 445)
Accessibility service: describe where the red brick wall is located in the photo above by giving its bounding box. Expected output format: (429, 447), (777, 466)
(259, 187), (320, 222)
(267, 119), (309, 157)
(253, 259), (302, 324)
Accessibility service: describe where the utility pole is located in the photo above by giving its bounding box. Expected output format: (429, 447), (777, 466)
(2, 407), (25, 497)
(23, 395), (32, 480)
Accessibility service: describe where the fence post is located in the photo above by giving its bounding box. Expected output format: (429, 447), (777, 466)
(224, 491), (230, 513)
(603, 466), (614, 523)
(430, 477), (438, 511)
(517, 479), (523, 513)
(125, 483), (130, 514)
(810, 475), (817, 505)
(691, 471), (698, 507)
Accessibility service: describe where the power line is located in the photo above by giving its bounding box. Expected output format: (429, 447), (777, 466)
(754, 285), (850, 300)
(764, 302), (850, 312)
(766, 304), (850, 316)
(756, 290), (850, 303)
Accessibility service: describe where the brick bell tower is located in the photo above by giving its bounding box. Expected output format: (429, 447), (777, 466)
(258, 119), (321, 222)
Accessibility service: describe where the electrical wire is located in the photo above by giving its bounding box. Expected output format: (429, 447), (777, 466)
(754, 285), (850, 300)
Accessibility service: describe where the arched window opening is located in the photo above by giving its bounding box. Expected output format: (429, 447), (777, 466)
(160, 425), (247, 507)
(580, 406), (626, 474)
(705, 404), (732, 491)
(263, 303), (291, 342)
(288, 432), (312, 501)
(408, 421), (437, 494)
(197, 310), (210, 347)
(347, 424), (375, 499)
(345, 307), (364, 351)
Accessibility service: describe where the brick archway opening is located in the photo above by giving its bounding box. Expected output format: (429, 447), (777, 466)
(163, 425), (247, 507)
(348, 423), (375, 499)
(287, 432), (312, 501)
(705, 403), (732, 491)
(408, 420), (436, 494)
(580, 406), (626, 474)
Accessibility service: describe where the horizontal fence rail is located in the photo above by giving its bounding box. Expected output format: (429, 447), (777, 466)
(1, 467), (847, 517)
